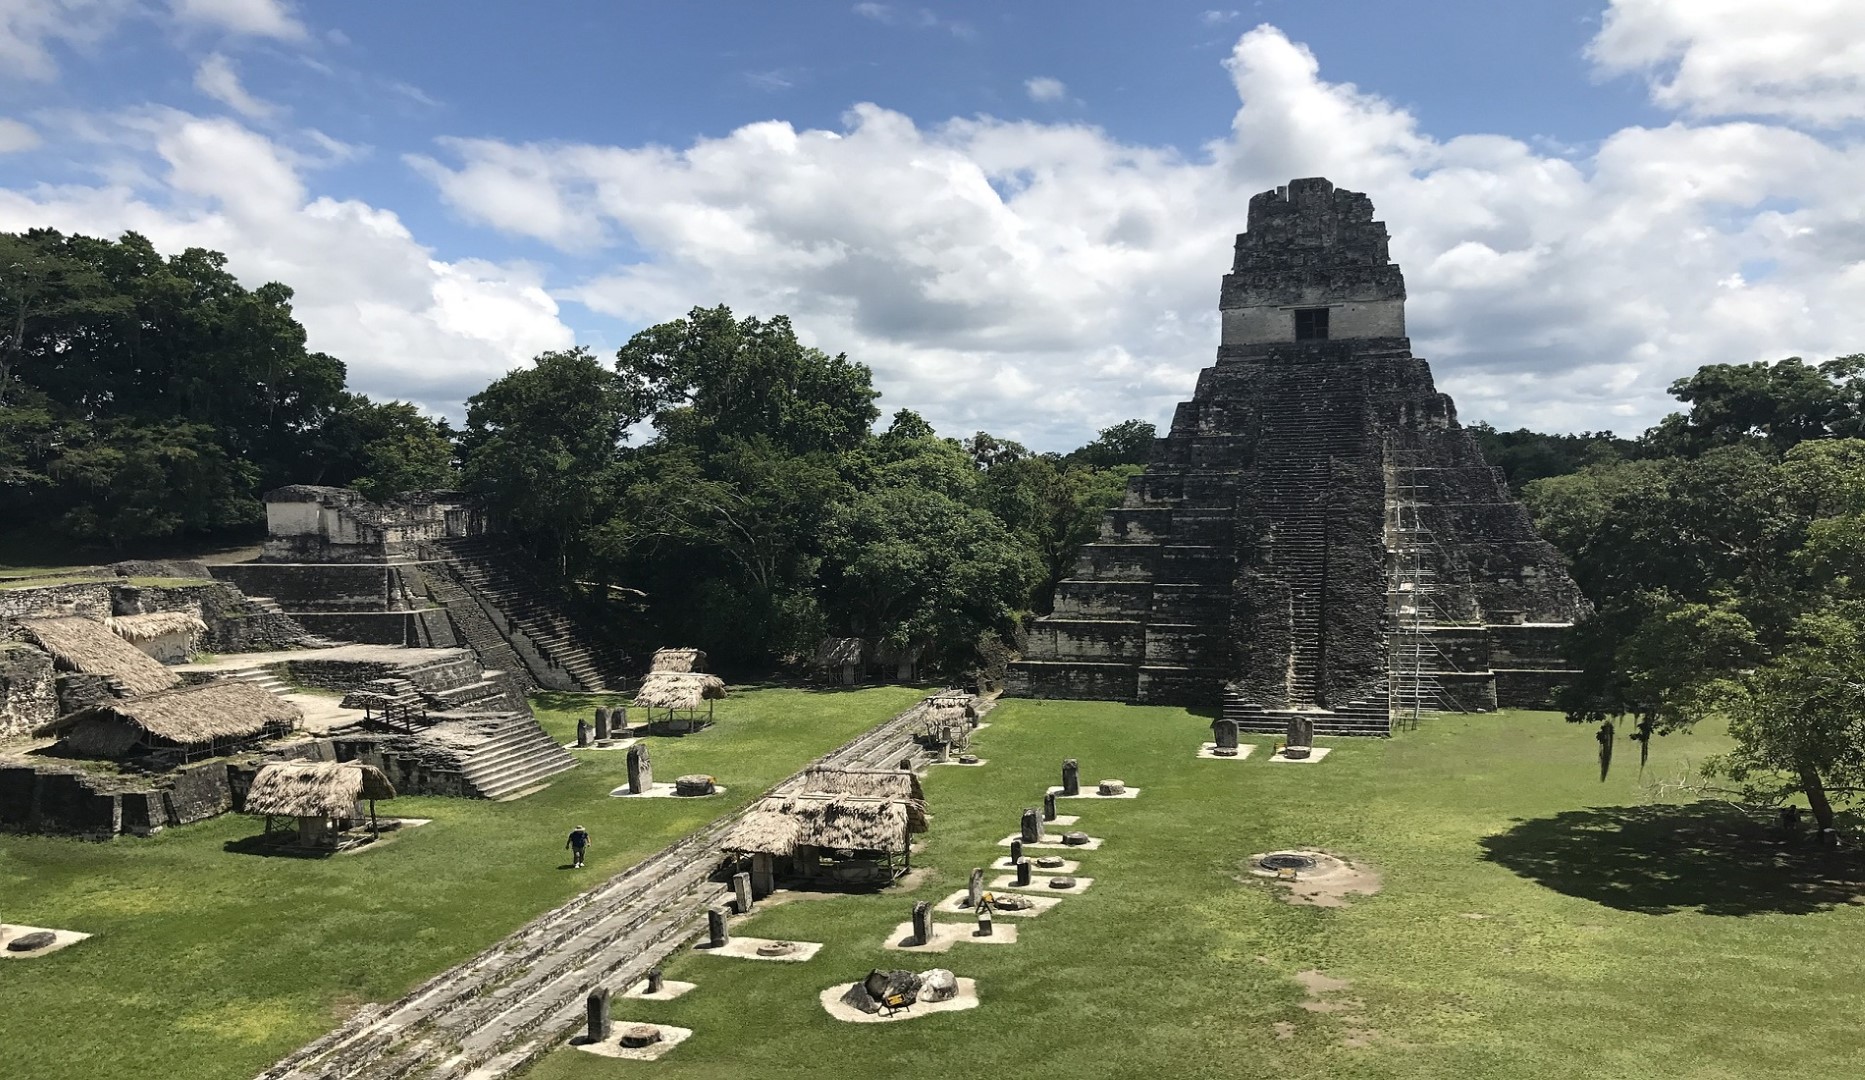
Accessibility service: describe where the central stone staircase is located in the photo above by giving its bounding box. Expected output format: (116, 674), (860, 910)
(425, 537), (632, 692)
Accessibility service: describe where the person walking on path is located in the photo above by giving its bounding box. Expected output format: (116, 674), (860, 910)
(566, 825), (590, 868)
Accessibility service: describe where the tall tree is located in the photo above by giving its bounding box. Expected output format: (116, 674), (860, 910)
(459, 347), (635, 574)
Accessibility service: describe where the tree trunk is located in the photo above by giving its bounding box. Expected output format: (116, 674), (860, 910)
(1797, 760), (1837, 834)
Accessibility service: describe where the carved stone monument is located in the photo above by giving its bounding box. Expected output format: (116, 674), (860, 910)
(646, 967), (664, 994)
(627, 743), (652, 795)
(1212, 718), (1240, 754)
(1009, 838), (1024, 863)
(1286, 716), (1314, 748)
(911, 900), (932, 946)
(1015, 858), (1032, 886)
(967, 867), (984, 910)
(707, 905), (729, 948)
(595, 707), (611, 742)
(585, 986), (612, 1042)
(576, 717), (592, 748)
(1061, 758), (1080, 796)
(733, 871), (753, 914)
(1043, 791), (1058, 821)
(1019, 808), (1042, 844)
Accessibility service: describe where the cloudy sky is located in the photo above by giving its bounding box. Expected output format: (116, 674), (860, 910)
(3, 1), (1862, 449)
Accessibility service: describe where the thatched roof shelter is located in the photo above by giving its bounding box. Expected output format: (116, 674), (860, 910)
(41, 680), (300, 759)
(245, 761), (396, 817)
(724, 793), (926, 856)
(725, 765), (928, 856)
(633, 671), (727, 710)
(797, 765), (924, 803)
(921, 691), (978, 727)
(18, 616), (180, 695)
(812, 637), (863, 667)
(649, 647), (706, 673)
(108, 610), (207, 644)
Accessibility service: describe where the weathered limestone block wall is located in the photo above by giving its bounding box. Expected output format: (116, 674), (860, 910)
(213, 564), (396, 611)
(1, 759), (237, 838)
(0, 643), (56, 738)
(0, 582), (112, 620)
(0, 765), (122, 839)
(113, 578), (315, 653)
(260, 486), (486, 563)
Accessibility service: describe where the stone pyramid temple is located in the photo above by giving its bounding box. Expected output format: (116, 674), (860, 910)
(1005, 177), (1588, 734)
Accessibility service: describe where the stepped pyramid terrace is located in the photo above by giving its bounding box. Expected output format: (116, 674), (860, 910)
(1007, 178), (1588, 735)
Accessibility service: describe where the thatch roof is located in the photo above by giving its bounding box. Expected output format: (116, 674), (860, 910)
(40, 680), (301, 751)
(649, 647), (707, 673)
(633, 671), (726, 710)
(921, 691), (977, 726)
(813, 637), (863, 666)
(727, 765), (929, 855)
(797, 766), (924, 803)
(109, 610), (207, 643)
(18, 616), (180, 695)
(724, 792), (925, 855)
(244, 761), (396, 817)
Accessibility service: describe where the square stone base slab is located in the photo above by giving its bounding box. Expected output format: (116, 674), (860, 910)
(883, 920), (1020, 952)
(927, 758), (988, 767)
(608, 783), (729, 798)
(934, 890), (1063, 917)
(990, 855), (1079, 874)
(820, 979), (979, 1023)
(693, 936), (822, 962)
(571, 1023), (693, 1060)
(1197, 743), (1257, 761)
(1048, 785), (1141, 800)
(1268, 747), (1333, 764)
(622, 979), (696, 1001)
(564, 737), (640, 751)
(0, 925), (90, 958)
(996, 833), (1103, 850)
(990, 874), (1094, 896)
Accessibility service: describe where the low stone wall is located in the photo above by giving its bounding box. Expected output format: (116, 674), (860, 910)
(0, 764), (123, 839)
(212, 564), (395, 612)
(291, 611), (421, 645)
(0, 582), (113, 620)
(1, 758), (238, 838)
(0, 643), (56, 739)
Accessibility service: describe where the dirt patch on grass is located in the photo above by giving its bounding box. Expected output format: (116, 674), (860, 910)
(1290, 970), (1377, 1048)
(1243, 851), (1382, 907)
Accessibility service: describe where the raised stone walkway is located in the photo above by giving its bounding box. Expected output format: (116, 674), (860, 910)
(256, 694), (960, 1080)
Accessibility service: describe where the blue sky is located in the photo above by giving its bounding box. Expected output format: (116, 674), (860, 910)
(3, 1), (1863, 449)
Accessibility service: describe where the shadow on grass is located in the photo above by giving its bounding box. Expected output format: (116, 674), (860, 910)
(1479, 802), (1865, 916)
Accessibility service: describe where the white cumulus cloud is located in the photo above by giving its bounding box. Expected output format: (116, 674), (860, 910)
(1590, 0), (1865, 125)
(1024, 76), (1068, 103)
(0, 110), (574, 412)
(193, 53), (281, 120)
(170, 0), (306, 41)
(403, 24), (1865, 447)
(0, 0), (135, 81)
(0, 118), (42, 152)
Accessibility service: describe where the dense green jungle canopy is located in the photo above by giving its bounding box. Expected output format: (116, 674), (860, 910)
(0, 229), (1148, 675)
(6, 229), (1863, 823)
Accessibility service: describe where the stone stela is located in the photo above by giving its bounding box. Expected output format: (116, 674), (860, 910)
(1005, 177), (1588, 736)
(627, 744), (652, 795)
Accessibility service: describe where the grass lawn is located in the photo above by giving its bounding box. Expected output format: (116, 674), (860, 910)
(0, 684), (925, 1080)
(522, 701), (1865, 1080)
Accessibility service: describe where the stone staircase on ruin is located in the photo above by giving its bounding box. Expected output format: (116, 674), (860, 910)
(416, 567), (541, 693)
(426, 536), (632, 693)
(455, 713), (579, 800)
